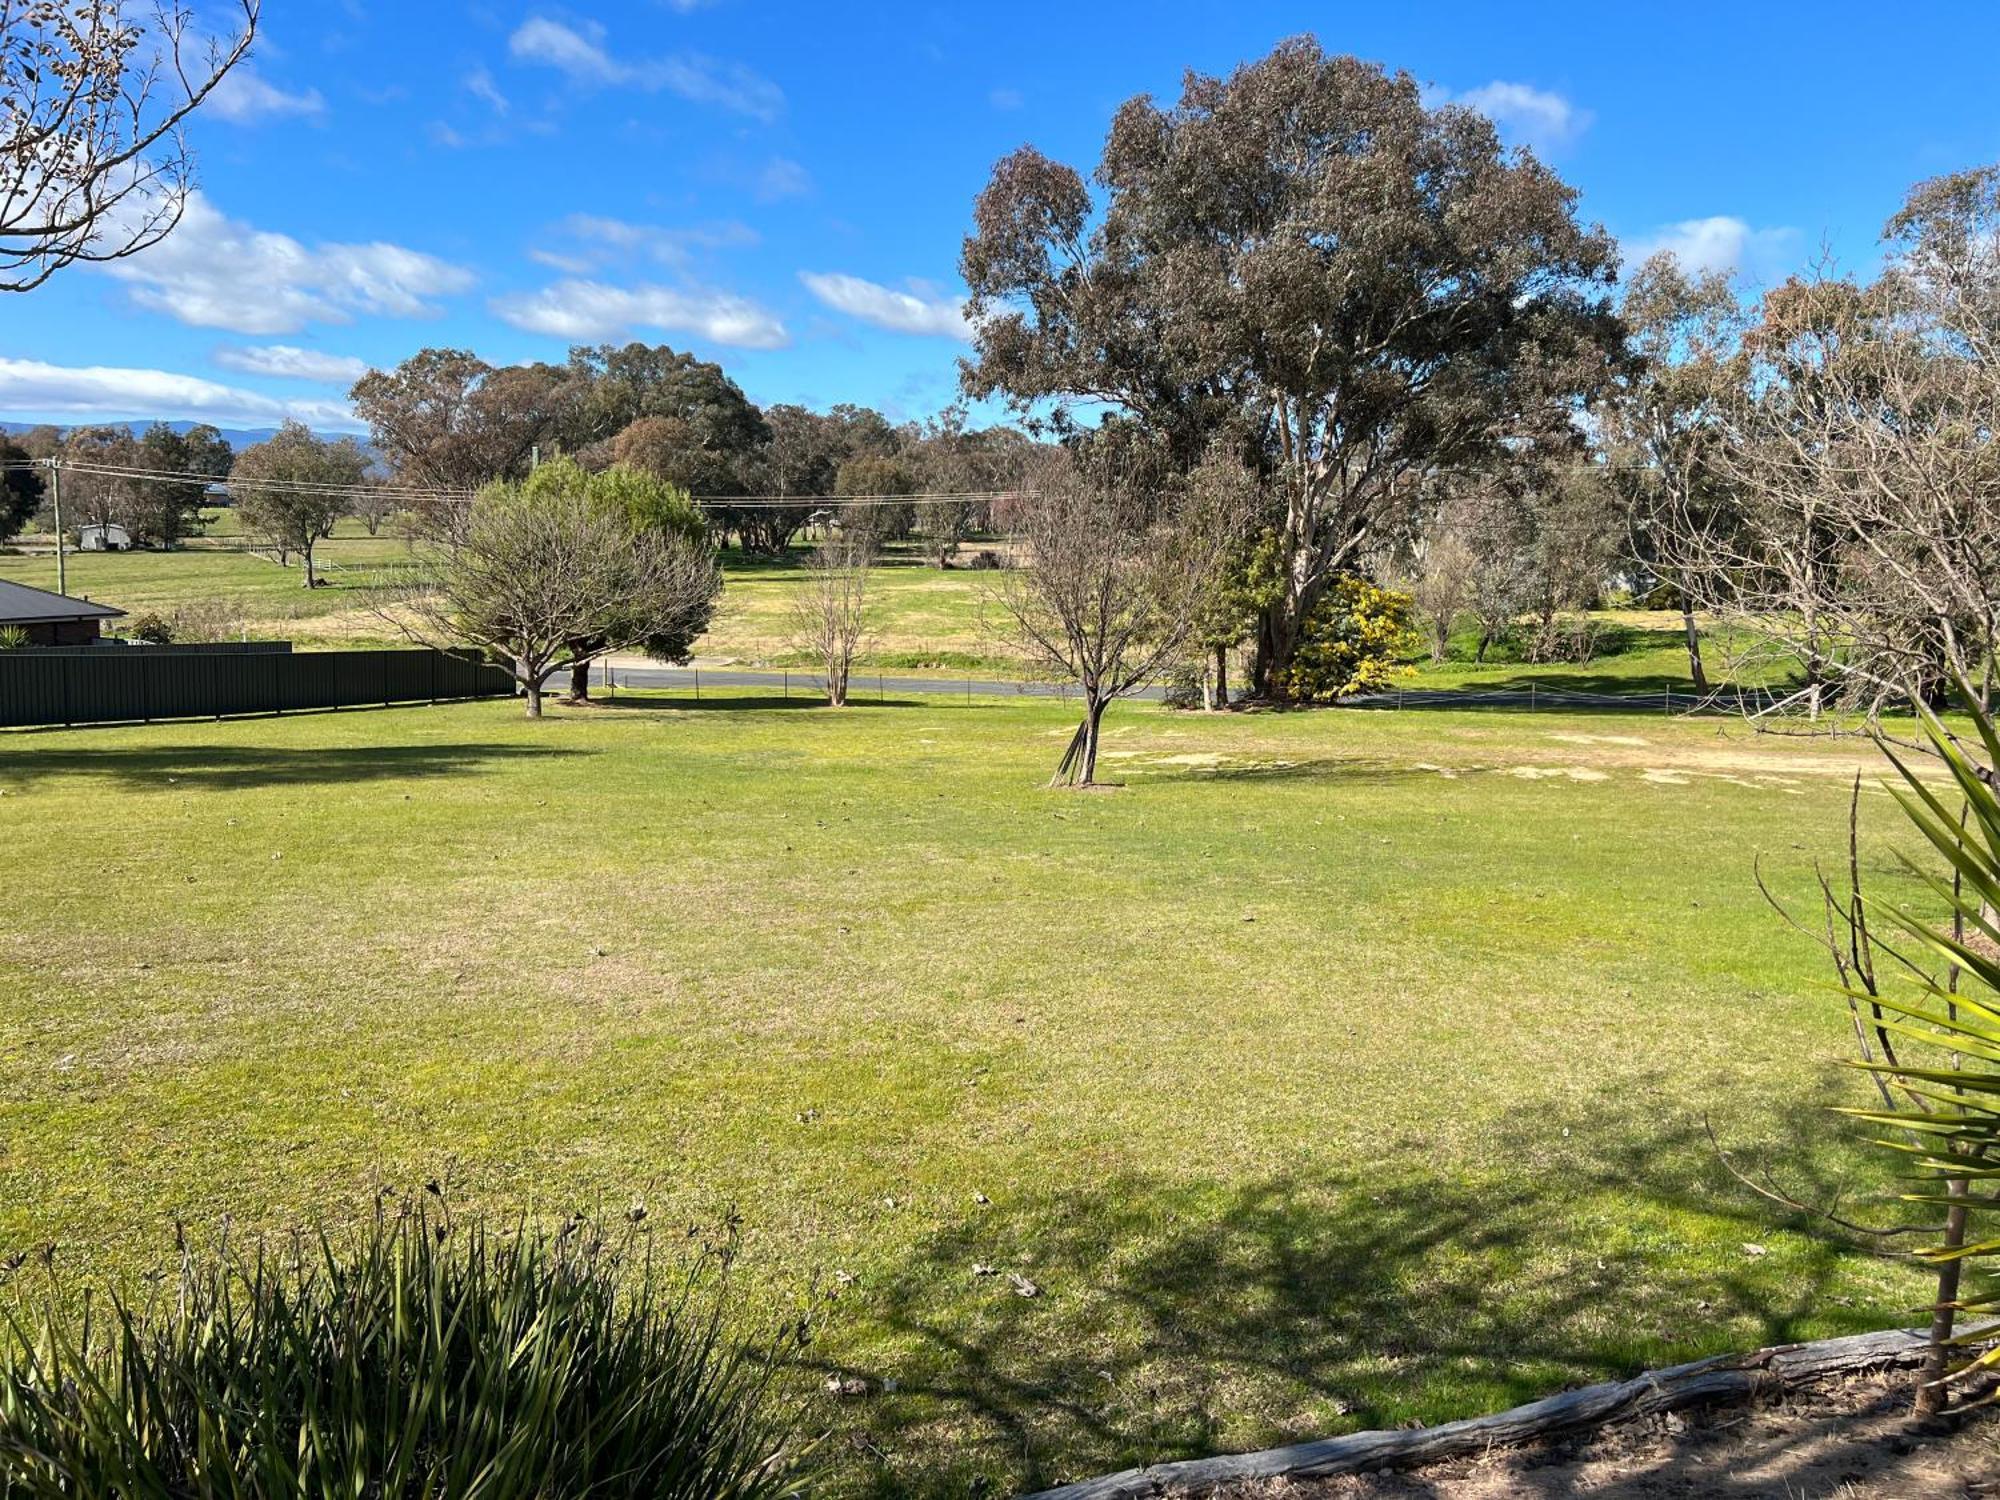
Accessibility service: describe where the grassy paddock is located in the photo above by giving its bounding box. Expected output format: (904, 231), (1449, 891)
(0, 690), (1939, 1494)
(3, 528), (1756, 690)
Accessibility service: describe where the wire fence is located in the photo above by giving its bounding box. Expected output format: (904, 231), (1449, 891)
(585, 663), (1771, 717)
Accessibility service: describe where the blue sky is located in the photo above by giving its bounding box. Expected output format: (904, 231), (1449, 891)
(4, 0), (1997, 434)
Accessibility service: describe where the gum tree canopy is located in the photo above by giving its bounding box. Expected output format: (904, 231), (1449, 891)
(959, 38), (1622, 697)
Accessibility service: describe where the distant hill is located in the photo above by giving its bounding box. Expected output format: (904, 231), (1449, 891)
(1, 420), (377, 461)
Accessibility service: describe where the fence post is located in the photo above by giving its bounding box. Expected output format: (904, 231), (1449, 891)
(1530, 682), (1537, 711)
(693, 666), (700, 702)
(784, 670), (789, 701)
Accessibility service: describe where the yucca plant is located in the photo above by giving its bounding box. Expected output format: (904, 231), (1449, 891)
(1818, 691), (2000, 1411)
(0, 1197), (813, 1499)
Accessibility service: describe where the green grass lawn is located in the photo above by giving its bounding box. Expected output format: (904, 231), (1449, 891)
(5, 527), (1748, 698)
(0, 690), (1941, 1495)
(0, 512), (422, 647)
(0, 533), (1016, 663)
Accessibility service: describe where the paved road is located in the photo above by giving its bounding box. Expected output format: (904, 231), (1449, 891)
(585, 663), (1766, 715)
(588, 661), (1165, 702)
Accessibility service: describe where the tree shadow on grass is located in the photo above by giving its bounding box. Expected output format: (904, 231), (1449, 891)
(1432, 670), (1698, 698)
(1206, 757), (1442, 787)
(579, 694), (928, 713)
(0, 742), (586, 793)
(816, 1088), (1913, 1497)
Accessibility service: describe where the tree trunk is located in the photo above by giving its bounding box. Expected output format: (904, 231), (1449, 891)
(1053, 695), (1109, 787)
(1917, 1180), (1971, 1416)
(828, 661), (849, 707)
(1212, 643), (1229, 711)
(519, 660), (543, 718)
(1255, 594), (1308, 700)
(1681, 604), (1709, 696)
(568, 657), (591, 702)
(302, 541), (316, 589)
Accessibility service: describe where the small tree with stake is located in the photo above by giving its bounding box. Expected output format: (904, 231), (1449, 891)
(789, 531), (873, 707)
(993, 441), (1245, 787)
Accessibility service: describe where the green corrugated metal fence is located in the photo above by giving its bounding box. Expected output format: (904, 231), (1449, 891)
(0, 648), (514, 729)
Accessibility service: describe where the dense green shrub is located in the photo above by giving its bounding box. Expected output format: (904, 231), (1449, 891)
(0, 1201), (810, 1499)
(1275, 577), (1416, 703)
(123, 611), (174, 645)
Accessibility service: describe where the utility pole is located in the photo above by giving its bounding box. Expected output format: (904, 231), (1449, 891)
(47, 459), (66, 597)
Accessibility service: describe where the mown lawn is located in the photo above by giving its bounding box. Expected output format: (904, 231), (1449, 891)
(3, 527), (1754, 694)
(0, 688), (1940, 1495)
(0, 514), (422, 647)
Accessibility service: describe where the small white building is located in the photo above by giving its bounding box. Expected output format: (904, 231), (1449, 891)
(77, 523), (133, 552)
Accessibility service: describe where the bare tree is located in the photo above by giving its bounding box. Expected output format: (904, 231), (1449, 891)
(1645, 167), (2000, 733)
(349, 485), (397, 537)
(1606, 253), (1749, 697)
(1406, 517), (1478, 663)
(789, 532), (873, 707)
(993, 444), (1245, 787)
(2, 1), (258, 292)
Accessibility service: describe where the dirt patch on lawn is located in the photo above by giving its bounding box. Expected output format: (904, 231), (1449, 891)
(1218, 1374), (2000, 1499)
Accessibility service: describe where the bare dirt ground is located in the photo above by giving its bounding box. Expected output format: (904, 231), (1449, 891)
(1218, 1376), (1999, 1499)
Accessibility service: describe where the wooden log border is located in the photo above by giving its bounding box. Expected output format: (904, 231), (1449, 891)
(1019, 1323), (1997, 1500)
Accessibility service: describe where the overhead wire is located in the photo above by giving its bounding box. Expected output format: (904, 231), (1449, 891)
(0, 458), (1019, 508)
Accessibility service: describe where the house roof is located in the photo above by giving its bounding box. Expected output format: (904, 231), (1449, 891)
(0, 578), (126, 624)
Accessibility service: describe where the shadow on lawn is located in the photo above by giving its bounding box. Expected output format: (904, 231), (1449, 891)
(0, 741), (584, 792)
(824, 1090), (1904, 1497)
(579, 694), (928, 713)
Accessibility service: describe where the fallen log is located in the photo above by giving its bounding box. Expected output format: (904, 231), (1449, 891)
(1019, 1322), (1998, 1500)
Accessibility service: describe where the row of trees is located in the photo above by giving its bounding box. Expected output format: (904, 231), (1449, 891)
(1611, 170), (2000, 720)
(350, 345), (1037, 563)
(3, 422), (232, 546)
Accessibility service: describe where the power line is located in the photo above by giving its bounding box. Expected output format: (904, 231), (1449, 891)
(1, 458), (1019, 509)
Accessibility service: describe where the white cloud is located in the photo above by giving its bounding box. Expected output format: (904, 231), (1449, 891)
(799, 272), (970, 339)
(1624, 216), (1797, 279)
(212, 345), (371, 383)
(550, 213), (758, 266)
(1433, 80), (1590, 154)
(507, 17), (782, 122)
(99, 192), (475, 334)
(491, 280), (788, 348)
(528, 248), (597, 274)
(0, 357), (361, 431)
(207, 67), (327, 124)
(465, 65), (510, 114)
(755, 157), (811, 202)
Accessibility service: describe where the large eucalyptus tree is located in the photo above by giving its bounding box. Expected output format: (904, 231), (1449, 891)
(960, 38), (1622, 697)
